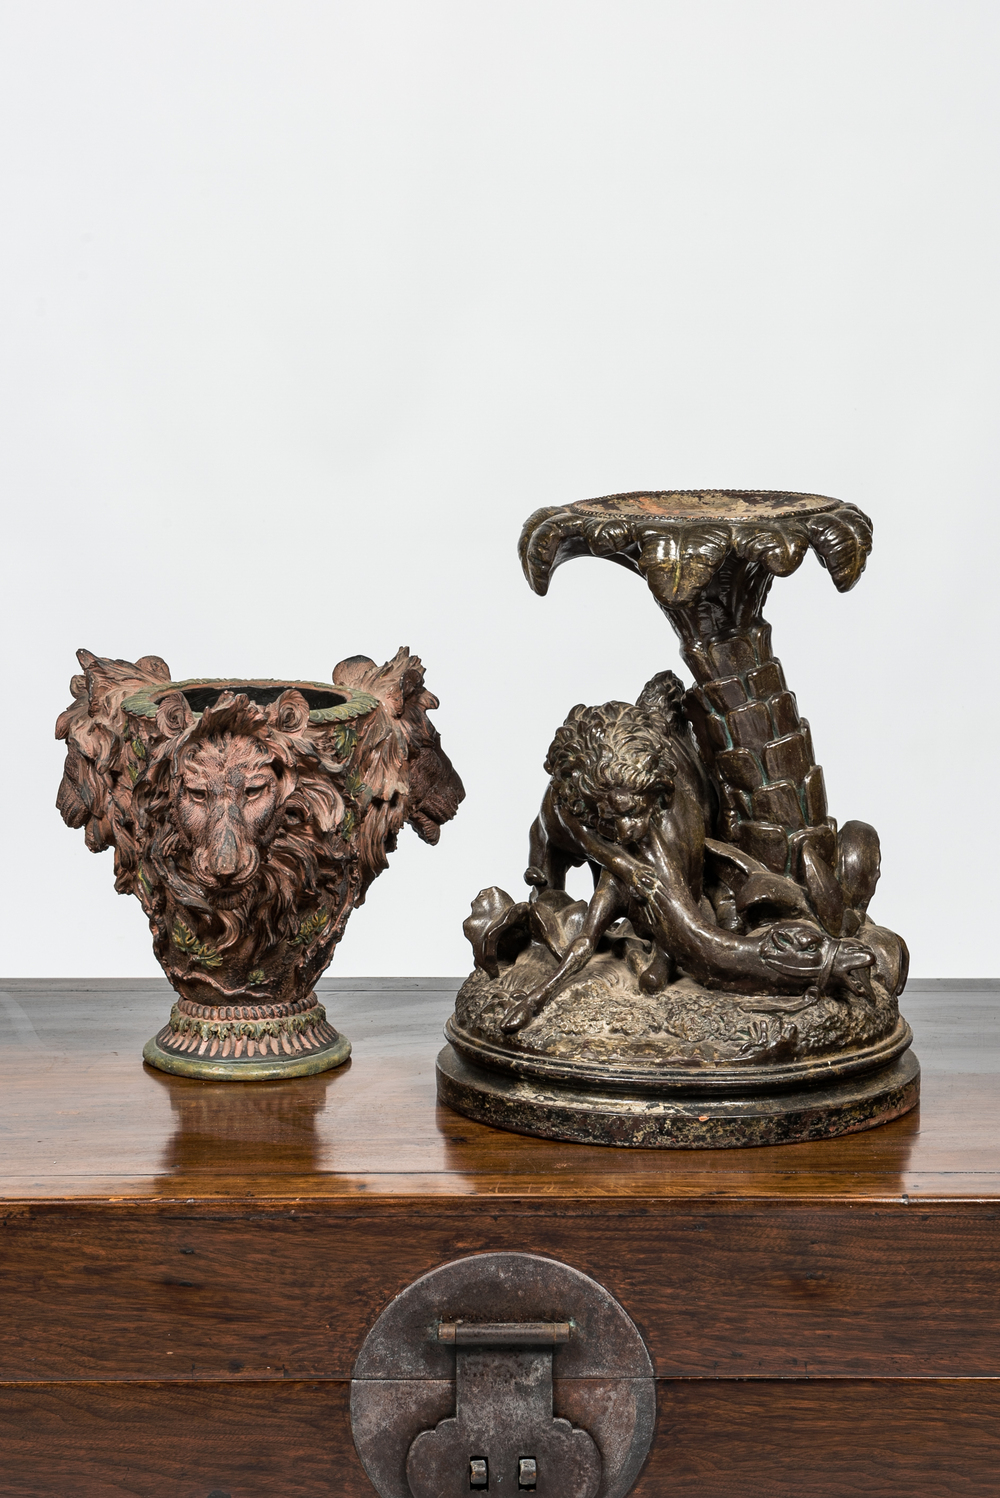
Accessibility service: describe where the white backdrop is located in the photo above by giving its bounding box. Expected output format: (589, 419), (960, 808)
(1, 1), (997, 977)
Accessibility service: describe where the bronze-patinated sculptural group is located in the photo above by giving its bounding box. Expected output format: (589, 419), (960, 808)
(55, 488), (918, 1146)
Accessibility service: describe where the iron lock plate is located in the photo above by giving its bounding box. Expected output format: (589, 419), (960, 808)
(350, 1252), (655, 1498)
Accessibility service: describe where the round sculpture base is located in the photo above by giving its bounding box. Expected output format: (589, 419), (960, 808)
(436, 1043), (919, 1149)
(143, 1026), (351, 1082)
(142, 988), (352, 1082)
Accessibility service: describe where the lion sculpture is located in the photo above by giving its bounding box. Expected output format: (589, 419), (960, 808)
(463, 671), (906, 1045)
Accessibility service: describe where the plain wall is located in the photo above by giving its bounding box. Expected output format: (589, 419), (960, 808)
(1, 1), (997, 977)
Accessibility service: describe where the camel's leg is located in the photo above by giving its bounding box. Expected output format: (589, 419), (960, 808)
(637, 944), (674, 992)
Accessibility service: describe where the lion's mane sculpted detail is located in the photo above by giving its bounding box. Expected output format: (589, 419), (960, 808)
(55, 649), (172, 875)
(545, 701), (678, 816)
(56, 647), (464, 1028)
(332, 647), (465, 882)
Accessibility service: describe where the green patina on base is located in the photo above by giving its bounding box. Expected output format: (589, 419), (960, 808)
(143, 1028), (351, 1082)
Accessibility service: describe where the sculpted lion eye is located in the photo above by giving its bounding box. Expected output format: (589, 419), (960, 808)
(246, 784), (266, 799)
(186, 786), (207, 801)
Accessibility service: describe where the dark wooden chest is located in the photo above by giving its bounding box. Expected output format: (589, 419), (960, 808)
(0, 977), (997, 1496)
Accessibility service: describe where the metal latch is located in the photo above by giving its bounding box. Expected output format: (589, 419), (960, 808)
(350, 1252), (655, 1498)
(406, 1320), (599, 1497)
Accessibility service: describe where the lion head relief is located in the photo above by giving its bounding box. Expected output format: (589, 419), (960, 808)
(129, 688), (357, 990)
(173, 730), (284, 895)
(141, 690), (311, 900)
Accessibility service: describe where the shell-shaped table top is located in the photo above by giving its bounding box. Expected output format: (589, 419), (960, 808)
(518, 488), (874, 603)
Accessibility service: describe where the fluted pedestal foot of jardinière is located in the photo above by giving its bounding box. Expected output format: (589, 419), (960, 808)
(143, 991), (351, 1081)
(57, 649), (464, 1080)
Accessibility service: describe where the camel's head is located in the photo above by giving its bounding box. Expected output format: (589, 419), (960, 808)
(759, 920), (876, 1000)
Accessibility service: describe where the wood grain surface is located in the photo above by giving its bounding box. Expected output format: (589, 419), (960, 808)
(0, 978), (997, 1495)
(0, 1378), (996, 1497)
(1, 1199), (998, 1381)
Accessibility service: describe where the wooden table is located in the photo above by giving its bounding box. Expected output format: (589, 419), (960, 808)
(0, 977), (997, 1496)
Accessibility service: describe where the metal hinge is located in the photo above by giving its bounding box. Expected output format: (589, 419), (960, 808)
(406, 1320), (599, 1498)
(350, 1251), (655, 1498)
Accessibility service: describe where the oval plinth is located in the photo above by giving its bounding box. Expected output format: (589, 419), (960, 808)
(445, 1012), (916, 1097)
(436, 1043), (920, 1149)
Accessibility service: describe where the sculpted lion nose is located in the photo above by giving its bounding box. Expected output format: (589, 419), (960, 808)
(213, 826), (240, 879)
